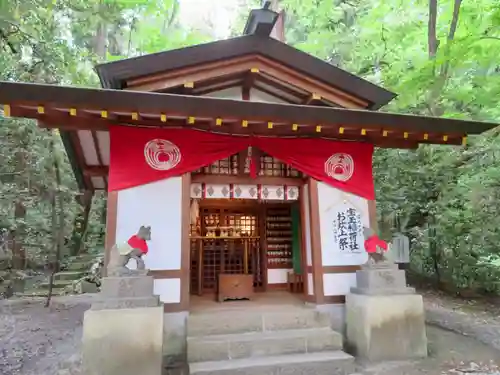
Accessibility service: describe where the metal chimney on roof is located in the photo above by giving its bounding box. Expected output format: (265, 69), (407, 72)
(242, 3), (279, 37)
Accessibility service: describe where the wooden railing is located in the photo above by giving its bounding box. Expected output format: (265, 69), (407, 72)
(189, 237), (261, 295)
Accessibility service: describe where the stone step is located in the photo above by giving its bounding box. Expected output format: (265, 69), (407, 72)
(39, 279), (74, 289)
(189, 350), (355, 375)
(188, 308), (330, 337)
(64, 262), (92, 272)
(55, 271), (86, 281)
(188, 327), (343, 363)
(17, 288), (66, 297)
(72, 254), (100, 263)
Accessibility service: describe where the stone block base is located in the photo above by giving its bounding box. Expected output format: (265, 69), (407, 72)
(91, 295), (160, 310)
(101, 276), (154, 298)
(345, 293), (427, 361)
(82, 306), (164, 375)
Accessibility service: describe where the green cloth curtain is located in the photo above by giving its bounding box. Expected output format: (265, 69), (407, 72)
(291, 205), (302, 274)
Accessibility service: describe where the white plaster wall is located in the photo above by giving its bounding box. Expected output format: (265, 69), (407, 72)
(307, 273), (314, 295)
(317, 182), (369, 266)
(250, 88), (289, 104)
(203, 86), (242, 100)
(267, 269), (292, 284)
(154, 278), (181, 303)
(202, 86), (291, 104)
(116, 177), (183, 271)
(323, 273), (357, 296)
(302, 184), (312, 267)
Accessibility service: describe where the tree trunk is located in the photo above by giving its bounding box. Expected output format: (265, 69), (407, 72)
(11, 145), (27, 270)
(45, 131), (65, 307)
(45, 190), (57, 308)
(94, 1), (108, 60)
(71, 191), (93, 256)
(427, 0), (463, 116)
(428, 0), (439, 59)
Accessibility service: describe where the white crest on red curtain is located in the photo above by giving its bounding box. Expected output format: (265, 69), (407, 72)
(324, 153), (354, 182)
(144, 139), (182, 171)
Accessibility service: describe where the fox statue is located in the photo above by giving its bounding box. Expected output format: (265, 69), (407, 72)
(362, 226), (389, 266)
(107, 225), (151, 277)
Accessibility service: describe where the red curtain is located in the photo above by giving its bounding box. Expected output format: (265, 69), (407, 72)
(108, 126), (374, 199)
(109, 126), (248, 191)
(253, 137), (374, 199)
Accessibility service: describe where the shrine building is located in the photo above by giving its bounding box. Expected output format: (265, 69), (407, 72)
(0, 4), (498, 359)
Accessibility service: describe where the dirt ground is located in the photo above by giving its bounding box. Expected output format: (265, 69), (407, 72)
(1, 292), (500, 375)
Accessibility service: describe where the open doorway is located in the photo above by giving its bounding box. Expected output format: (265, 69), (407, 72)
(189, 198), (303, 304)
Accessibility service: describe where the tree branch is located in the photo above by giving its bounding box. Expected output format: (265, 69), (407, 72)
(479, 36), (500, 41)
(440, 0), (462, 78)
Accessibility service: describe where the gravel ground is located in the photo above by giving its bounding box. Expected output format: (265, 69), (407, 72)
(0, 296), (90, 375)
(0, 292), (500, 375)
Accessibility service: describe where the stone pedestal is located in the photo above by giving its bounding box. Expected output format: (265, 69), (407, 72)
(82, 276), (164, 375)
(91, 276), (160, 310)
(345, 263), (427, 362)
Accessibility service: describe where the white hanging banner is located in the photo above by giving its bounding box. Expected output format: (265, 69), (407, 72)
(332, 203), (364, 254)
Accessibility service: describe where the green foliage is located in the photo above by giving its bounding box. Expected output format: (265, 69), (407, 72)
(0, 0), (212, 271)
(282, 0), (500, 293)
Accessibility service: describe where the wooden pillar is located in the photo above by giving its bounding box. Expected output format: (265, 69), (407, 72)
(308, 178), (324, 304)
(103, 191), (118, 276)
(368, 199), (378, 231)
(180, 173), (191, 311)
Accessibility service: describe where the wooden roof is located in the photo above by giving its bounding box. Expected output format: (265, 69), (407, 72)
(95, 35), (396, 110)
(1, 81), (496, 141)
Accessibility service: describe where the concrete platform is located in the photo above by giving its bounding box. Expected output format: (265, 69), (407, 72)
(188, 327), (343, 362)
(189, 351), (355, 375)
(188, 308), (330, 337)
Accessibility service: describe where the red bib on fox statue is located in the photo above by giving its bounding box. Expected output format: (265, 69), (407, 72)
(364, 235), (388, 254)
(362, 226), (390, 265)
(127, 235), (148, 255)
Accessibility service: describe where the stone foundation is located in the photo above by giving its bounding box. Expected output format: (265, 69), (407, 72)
(345, 263), (428, 361)
(82, 275), (164, 375)
(345, 293), (427, 361)
(163, 311), (188, 366)
(82, 306), (164, 375)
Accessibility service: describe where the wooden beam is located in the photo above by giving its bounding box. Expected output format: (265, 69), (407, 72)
(0, 82), (487, 136)
(36, 117), (452, 147)
(83, 165), (108, 177)
(128, 58), (257, 92)
(252, 147), (263, 176)
(303, 93), (322, 105)
(191, 174), (304, 186)
(237, 148), (249, 175)
(254, 56), (367, 108)
(1, 83), (486, 144)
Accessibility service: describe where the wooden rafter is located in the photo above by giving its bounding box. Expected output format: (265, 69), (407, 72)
(126, 55), (367, 108)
